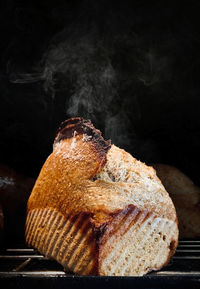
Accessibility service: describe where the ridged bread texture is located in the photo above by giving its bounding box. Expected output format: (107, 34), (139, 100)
(153, 164), (200, 238)
(26, 118), (178, 276)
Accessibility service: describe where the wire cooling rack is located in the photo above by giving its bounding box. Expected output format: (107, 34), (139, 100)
(0, 240), (200, 289)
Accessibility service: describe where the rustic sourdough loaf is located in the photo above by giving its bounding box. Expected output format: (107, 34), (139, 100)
(153, 164), (200, 239)
(26, 118), (178, 276)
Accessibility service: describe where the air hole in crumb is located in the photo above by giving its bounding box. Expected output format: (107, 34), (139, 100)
(106, 170), (116, 182)
(163, 235), (166, 241)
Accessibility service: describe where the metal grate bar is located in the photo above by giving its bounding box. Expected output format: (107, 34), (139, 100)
(177, 244), (200, 247)
(0, 255), (46, 259)
(178, 240), (200, 244)
(153, 271), (200, 276)
(176, 250), (200, 252)
(6, 249), (35, 252)
(12, 258), (31, 272)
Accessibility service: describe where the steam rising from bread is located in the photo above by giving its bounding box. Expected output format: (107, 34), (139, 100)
(43, 30), (131, 148)
(3, 1), (172, 160)
(40, 1), (173, 153)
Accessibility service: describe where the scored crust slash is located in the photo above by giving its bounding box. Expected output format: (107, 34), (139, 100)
(25, 117), (178, 276)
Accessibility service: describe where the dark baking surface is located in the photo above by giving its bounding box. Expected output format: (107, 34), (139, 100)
(0, 240), (199, 289)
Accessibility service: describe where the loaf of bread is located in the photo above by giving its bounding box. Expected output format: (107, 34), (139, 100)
(153, 164), (200, 239)
(26, 118), (178, 276)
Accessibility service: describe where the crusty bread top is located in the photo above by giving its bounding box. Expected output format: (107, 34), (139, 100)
(54, 118), (111, 157)
(28, 118), (177, 224)
(95, 145), (177, 221)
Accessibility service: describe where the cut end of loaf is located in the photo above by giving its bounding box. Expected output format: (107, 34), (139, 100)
(99, 212), (178, 276)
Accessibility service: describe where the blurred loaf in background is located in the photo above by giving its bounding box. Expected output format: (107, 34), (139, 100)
(0, 204), (3, 230)
(153, 164), (200, 239)
(0, 164), (35, 246)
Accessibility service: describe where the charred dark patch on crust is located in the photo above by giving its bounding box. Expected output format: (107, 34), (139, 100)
(91, 222), (108, 244)
(89, 221), (108, 275)
(54, 117), (111, 158)
(169, 239), (177, 255)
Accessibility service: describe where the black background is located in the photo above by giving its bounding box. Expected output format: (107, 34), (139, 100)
(0, 0), (200, 185)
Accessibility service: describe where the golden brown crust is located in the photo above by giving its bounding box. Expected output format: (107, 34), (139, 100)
(28, 119), (176, 223)
(27, 138), (111, 218)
